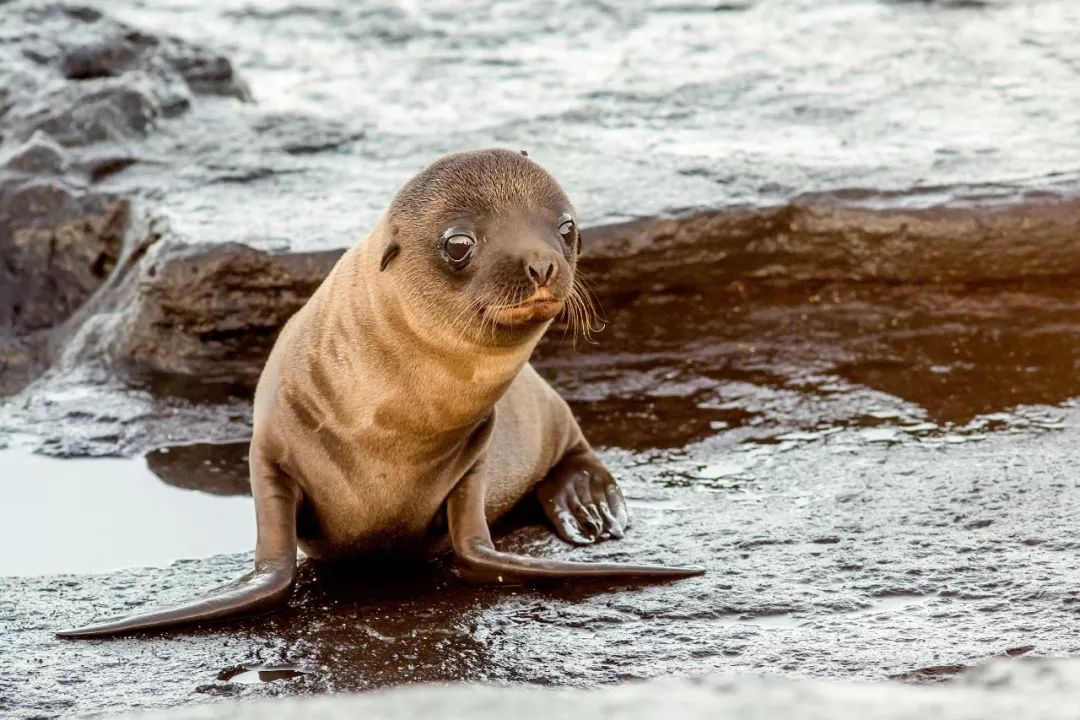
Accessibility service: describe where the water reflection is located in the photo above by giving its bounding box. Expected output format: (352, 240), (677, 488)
(146, 441), (251, 496)
(218, 665), (308, 684)
(537, 282), (1080, 449)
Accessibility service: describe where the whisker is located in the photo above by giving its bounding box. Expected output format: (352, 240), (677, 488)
(557, 266), (605, 348)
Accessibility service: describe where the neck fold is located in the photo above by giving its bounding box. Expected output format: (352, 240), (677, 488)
(318, 236), (539, 449)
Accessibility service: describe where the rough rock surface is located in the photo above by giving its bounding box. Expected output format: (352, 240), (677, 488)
(106, 243), (339, 389)
(0, 1), (248, 395)
(6, 404), (1080, 717)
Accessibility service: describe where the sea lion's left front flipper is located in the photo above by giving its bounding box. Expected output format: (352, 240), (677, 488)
(56, 462), (300, 639)
(446, 463), (704, 583)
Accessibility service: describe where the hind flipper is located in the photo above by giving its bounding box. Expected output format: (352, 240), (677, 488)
(57, 460), (300, 638)
(447, 460), (703, 584)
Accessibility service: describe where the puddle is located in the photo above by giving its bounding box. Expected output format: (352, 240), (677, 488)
(845, 594), (933, 618)
(718, 613), (802, 630)
(0, 448), (255, 576)
(146, 441), (252, 496)
(218, 665), (309, 684)
(534, 280), (1080, 455)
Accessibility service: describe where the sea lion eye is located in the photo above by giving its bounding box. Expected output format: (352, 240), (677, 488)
(557, 213), (575, 240)
(441, 227), (476, 267)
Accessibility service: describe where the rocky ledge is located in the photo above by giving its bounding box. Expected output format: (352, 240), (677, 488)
(4, 0), (1080, 418)
(0, 2), (247, 396)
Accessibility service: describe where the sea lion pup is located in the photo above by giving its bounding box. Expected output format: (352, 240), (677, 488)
(58, 148), (703, 638)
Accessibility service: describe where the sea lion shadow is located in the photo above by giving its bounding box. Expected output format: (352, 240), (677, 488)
(294, 497), (652, 611)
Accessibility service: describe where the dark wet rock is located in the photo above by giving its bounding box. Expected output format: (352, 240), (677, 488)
(0, 1), (250, 396)
(583, 191), (1080, 296)
(0, 334), (49, 398)
(60, 36), (146, 81)
(105, 243), (339, 389)
(250, 112), (365, 156)
(2, 133), (69, 174)
(53, 18), (247, 100)
(2, 2), (248, 119)
(18, 82), (165, 146)
(0, 189), (127, 332)
(0, 142), (131, 393)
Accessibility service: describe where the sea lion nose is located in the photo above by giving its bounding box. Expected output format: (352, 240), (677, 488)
(524, 254), (557, 284)
(526, 256), (556, 287)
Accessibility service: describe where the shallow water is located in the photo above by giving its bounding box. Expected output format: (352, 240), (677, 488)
(0, 449), (254, 576)
(219, 665), (309, 684)
(68, 0), (1080, 252)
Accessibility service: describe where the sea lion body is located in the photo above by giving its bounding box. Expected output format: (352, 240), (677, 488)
(59, 149), (701, 639)
(257, 238), (581, 559)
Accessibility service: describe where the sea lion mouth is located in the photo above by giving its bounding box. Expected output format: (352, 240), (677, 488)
(487, 290), (565, 327)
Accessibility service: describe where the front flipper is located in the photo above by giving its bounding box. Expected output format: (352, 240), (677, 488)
(447, 461), (703, 583)
(57, 462), (300, 639)
(536, 450), (629, 545)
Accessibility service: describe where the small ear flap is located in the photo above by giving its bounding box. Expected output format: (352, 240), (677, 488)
(380, 243), (400, 271)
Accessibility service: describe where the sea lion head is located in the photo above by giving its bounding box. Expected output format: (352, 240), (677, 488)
(378, 148), (597, 347)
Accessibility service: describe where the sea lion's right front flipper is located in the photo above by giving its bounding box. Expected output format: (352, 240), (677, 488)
(446, 463), (704, 583)
(56, 463), (300, 639)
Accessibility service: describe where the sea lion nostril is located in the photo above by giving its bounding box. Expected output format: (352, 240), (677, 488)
(527, 257), (555, 286)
